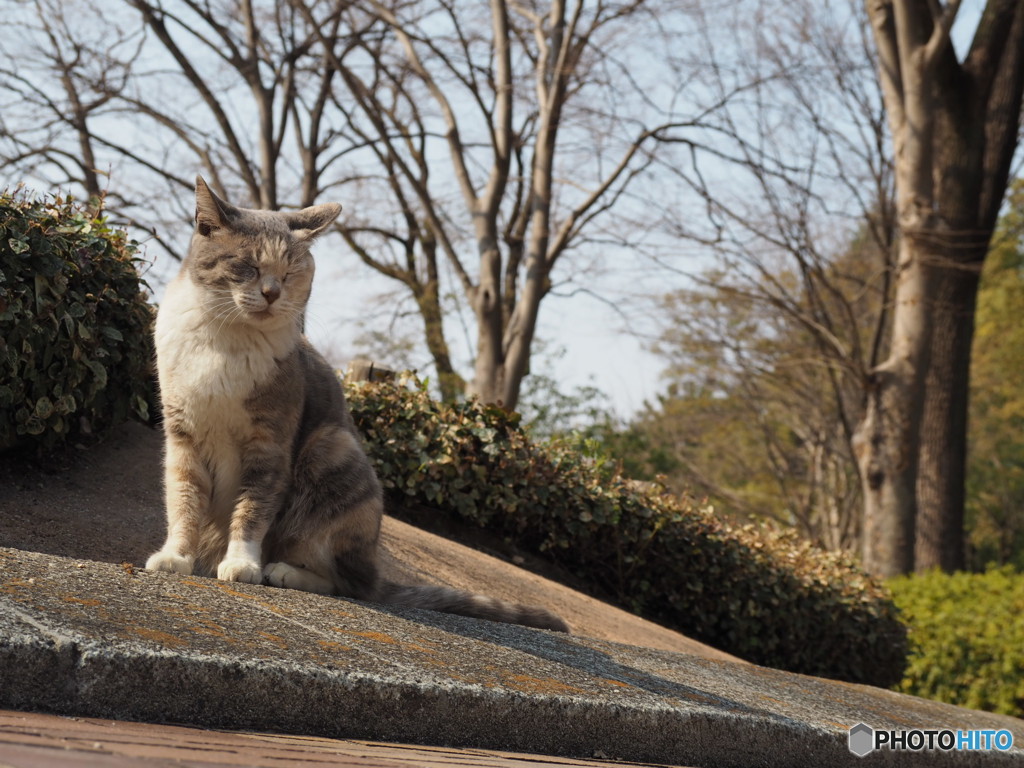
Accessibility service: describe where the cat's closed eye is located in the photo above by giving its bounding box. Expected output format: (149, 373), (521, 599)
(228, 261), (259, 282)
(285, 264), (309, 283)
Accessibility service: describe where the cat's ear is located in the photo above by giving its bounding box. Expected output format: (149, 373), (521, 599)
(194, 176), (240, 237)
(285, 202), (342, 242)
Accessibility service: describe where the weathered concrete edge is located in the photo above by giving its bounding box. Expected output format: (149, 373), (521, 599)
(0, 625), (1013, 768)
(0, 627), (812, 768)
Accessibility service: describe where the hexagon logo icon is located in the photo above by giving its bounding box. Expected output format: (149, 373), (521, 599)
(849, 723), (874, 757)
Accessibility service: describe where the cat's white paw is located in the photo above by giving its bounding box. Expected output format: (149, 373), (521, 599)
(146, 550), (195, 575)
(263, 561), (298, 588)
(264, 562), (334, 594)
(217, 558), (263, 584)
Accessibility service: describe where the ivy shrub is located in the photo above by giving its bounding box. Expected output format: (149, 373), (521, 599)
(345, 378), (908, 687)
(0, 189), (155, 453)
(889, 567), (1024, 716)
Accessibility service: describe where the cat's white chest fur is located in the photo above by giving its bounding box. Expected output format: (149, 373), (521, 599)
(156, 274), (297, 527)
(155, 275), (293, 439)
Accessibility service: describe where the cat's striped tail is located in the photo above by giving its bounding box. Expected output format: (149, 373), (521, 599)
(376, 581), (569, 633)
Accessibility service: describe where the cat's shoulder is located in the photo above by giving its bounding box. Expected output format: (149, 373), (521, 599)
(295, 338), (343, 390)
(291, 337), (355, 419)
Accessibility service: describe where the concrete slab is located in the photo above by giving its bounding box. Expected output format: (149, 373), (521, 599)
(1, 547), (1021, 768)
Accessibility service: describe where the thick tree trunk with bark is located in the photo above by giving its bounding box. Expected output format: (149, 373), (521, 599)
(854, 237), (935, 577)
(861, 0), (1024, 575)
(915, 263), (980, 571)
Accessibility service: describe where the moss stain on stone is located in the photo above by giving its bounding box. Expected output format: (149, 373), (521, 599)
(125, 625), (187, 647)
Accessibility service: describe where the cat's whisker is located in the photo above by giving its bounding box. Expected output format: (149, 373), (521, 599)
(208, 302), (234, 324)
(204, 296), (240, 321)
(222, 306), (246, 333)
(212, 305), (245, 336)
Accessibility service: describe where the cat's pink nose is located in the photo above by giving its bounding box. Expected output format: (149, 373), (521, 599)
(262, 278), (281, 304)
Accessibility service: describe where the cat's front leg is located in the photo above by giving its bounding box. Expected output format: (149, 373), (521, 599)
(147, 428), (210, 576)
(216, 443), (288, 585)
(216, 540), (265, 584)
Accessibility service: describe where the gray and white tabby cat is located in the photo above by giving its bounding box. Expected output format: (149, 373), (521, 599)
(146, 177), (568, 633)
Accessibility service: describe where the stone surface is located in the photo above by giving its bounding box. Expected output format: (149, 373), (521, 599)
(0, 420), (738, 663)
(2, 547), (1021, 768)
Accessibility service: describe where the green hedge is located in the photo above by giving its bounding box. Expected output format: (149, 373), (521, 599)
(0, 190), (155, 452)
(889, 567), (1024, 716)
(345, 379), (908, 687)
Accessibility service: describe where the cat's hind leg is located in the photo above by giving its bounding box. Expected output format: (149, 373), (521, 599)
(276, 424), (384, 600)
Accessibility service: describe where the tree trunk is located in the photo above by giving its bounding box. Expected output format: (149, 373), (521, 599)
(915, 263), (980, 572)
(861, 0), (1024, 576)
(414, 277), (465, 402)
(855, 378), (918, 576)
(470, 236), (509, 407)
(912, 0), (1024, 573)
(854, 236), (937, 577)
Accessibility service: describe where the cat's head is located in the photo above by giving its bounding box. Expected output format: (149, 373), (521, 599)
(186, 176), (341, 329)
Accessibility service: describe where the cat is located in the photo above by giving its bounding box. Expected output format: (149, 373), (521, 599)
(145, 176), (569, 633)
